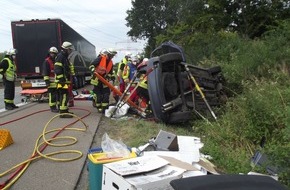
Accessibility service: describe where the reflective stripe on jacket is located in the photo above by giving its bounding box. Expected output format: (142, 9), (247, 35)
(43, 57), (55, 81)
(54, 51), (74, 83)
(123, 63), (137, 81)
(139, 76), (148, 89)
(2, 58), (16, 81)
(117, 57), (128, 77)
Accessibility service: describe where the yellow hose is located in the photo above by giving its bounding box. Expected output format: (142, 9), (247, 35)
(0, 113), (88, 189)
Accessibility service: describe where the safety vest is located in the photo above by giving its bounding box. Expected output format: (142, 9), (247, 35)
(95, 55), (113, 76)
(139, 76), (148, 89)
(117, 57), (128, 77)
(123, 63), (137, 81)
(2, 58), (16, 81)
(91, 55), (113, 86)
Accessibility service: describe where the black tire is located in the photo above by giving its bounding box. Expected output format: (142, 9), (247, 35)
(159, 52), (183, 64)
(147, 57), (169, 122)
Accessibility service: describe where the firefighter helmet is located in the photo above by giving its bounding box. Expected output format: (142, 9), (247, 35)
(100, 48), (108, 55)
(5, 48), (17, 55)
(61, 41), (74, 50)
(131, 55), (140, 65)
(49, 47), (58, 54)
(125, 52), (131, 58)
(107, 48), (117, 56)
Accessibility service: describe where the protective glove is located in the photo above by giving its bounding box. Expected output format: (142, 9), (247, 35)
(45, 80), (50, 86)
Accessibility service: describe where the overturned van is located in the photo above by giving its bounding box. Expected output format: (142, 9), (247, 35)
(146, 41), (226, 124)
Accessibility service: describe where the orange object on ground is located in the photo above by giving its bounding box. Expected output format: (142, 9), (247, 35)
(94, 72), (145, 113)
(0, 129), (14, 150)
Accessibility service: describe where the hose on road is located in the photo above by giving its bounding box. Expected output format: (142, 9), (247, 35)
(0, 107), (91, 190)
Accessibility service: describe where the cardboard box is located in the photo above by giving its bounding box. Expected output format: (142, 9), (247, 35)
(144, 135), (202, 164)
(193, 157), (219, 175)
(154, 130), (178, 151)
(102, 156), (185, 190)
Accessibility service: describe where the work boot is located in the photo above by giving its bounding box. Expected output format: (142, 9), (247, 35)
(5, 104), (14, 110)
(59, 110), (73, 118)
(92, 100), (97, 108)
(50, 106), (59, 113)
(11, 104), (19, 108)
(97, 107), (102, 113)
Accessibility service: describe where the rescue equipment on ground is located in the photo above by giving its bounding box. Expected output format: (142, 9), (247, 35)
(93, 72), (147, 117)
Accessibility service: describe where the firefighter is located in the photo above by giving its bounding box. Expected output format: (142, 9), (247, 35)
(89, 48), (117, 113)
(42, 47), (59, 112)
(54, 41), (76, 118)
(89, 49), (108, 107)
(136, 58), (150, 109)
(122, 55), (140, 102)
(116, 52), (131, 93)
(0, 48), (18, 110)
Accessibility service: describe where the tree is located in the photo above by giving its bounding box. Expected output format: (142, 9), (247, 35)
(126, 0), (290, 54)
(228, 0), (290, 38)
(125, 0), (178, 54)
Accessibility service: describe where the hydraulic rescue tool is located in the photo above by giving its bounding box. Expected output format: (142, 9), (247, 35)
(93, 72), (147, 117)
(114, 63), (158, 116)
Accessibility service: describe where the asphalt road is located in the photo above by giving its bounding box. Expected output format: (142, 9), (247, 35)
(0, 90), (103, 190)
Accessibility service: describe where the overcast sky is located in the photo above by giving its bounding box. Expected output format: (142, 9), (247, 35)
(0, 0), (145, 61)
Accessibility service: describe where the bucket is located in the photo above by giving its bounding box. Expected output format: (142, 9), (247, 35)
(87, 148), (136, 190)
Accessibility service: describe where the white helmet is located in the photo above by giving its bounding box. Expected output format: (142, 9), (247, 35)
(99, 48), (108, 55)
(4, 50), (9, 55)
(49, 47), (58, 54)
(131, 55), (139, 63)
(107, 48), (117, 56)
(125, 51), (131, 58)
(5, 48), (17, 55)
(61, 41), (74, 50)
